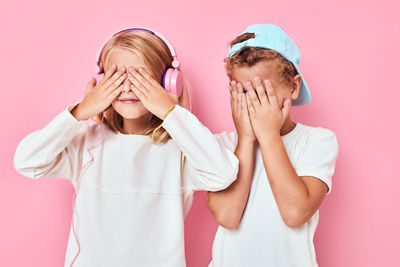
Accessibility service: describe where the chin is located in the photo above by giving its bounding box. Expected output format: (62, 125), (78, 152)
(112, 102), (150, 119)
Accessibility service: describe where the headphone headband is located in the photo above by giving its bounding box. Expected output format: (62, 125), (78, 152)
(96, 26), (180, 73)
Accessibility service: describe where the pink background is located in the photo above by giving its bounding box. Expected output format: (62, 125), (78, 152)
(1, 0), (399, 266)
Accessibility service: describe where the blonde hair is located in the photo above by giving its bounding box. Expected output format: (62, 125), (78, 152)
(224, 33), (298, 87)
(94, 30), (193, 144)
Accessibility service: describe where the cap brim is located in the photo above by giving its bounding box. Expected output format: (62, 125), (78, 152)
(292, 65), (311, 106)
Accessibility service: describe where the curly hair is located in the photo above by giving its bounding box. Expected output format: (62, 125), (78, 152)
(224, 33), (298, 87)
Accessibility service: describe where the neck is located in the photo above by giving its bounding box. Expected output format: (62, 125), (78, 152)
(122, 113), (152, 135)
(280, 116), (296, 136)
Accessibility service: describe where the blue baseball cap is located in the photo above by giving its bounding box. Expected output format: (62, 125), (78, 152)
(228, 24), (311, 106)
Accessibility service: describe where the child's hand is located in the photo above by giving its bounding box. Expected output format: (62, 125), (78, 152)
(127, 67), (178, 120)
(245, 77), (291, 140)
(71, 65), (127, 121)
(230, 81), (256, 142)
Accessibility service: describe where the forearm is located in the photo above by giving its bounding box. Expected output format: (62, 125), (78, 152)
(70, 103), (89, 121)
(14, 104), (85, 179)
(207, 137), (256, 229)
(258, 134), (313, 226)
(163, 105), (239, 190)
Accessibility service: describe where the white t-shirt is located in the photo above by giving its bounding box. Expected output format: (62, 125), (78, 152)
(209, 122), (339, 267)
(14, 104), (239, 267)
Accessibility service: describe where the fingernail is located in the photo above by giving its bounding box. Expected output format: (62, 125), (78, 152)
(129, 67), (134, 72)
(264, 80), (269, 84)
(254, 77), (260, 82)
(246, 81), (252, 87)
(138, 67), (144, 73)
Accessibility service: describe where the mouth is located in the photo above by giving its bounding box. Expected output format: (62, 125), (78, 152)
(118, 99), (140, 104)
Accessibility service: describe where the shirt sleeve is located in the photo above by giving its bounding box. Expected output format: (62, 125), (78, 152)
(294, 128), (339, 194)
(13, 104), (88, 181)
(162, 105), (239, 192)
(214, 131), (238, 153)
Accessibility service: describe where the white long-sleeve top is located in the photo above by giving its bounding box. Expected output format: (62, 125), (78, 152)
(14, 104), (239, 267)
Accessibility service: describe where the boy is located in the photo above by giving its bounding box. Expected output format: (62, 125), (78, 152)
(208, 24), (339, 267)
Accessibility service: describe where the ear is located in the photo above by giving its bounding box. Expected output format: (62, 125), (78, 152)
(290, 74), (302, 101)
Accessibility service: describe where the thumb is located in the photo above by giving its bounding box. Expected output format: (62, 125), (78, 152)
(84, 77), (96, 96)
(282, 99), (291, 120)
(88, 76), (97, 88)
(89, 77), (97, 88)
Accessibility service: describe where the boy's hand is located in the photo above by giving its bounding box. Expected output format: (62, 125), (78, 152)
(71, 65), (127, 121)
(230, 81), (256, 142)
(245, 77), (291, 139)
(128, 67), (178, 119)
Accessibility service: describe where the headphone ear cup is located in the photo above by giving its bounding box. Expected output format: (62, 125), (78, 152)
(161, 68), (170, 90)
(163, 68), (183, 97)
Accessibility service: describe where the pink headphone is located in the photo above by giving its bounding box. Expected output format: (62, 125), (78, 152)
(95, 27), (183, 97)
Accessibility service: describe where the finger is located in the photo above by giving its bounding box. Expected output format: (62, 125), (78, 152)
(127, 69), (150, 94)
(238, 92), (242, 115)
(137, 67), (159, 87)
(237, 83), (245, 115)
(130, 84), (147, 100)
(253, 76), (269, 104)
(103, 66), (126, 90)
(128, 67), (152, 92)
(85, 77), (96, 96)
(242, 93), (252, 121)
(106, 72), (127, 96)
(241, 92), (248, 113)
(107, 85), (124, 101)
(130, 76), (149, 96)
(232, 81), (239, 112)
(245, 81), (260, 110)
(94, 73), (105, 85)
(237, 82), (244, 94)
(229, 84), (234, 108)
(236, 83), (243, 114)
(87, 77), (96, 90)
(264, 80), (278, 106)
(235, 86), (242, 116)
(103, 64), (117, 81)
(229, 81), (233, 92)
(246, 93), (256, 116)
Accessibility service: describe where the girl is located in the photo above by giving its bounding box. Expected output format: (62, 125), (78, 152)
(14, 27), (238, 267)
(207, 24), (339, 267)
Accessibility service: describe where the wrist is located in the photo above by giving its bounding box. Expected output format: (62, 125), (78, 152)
(70, 103), (88, 121)
(256, 132), (281, 145)
(238, 133), (257, 143)
(161, 104), (176, 120)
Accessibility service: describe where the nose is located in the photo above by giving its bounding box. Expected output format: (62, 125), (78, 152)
(121, 75), (133, 93)
(119, 74), (139, 99)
